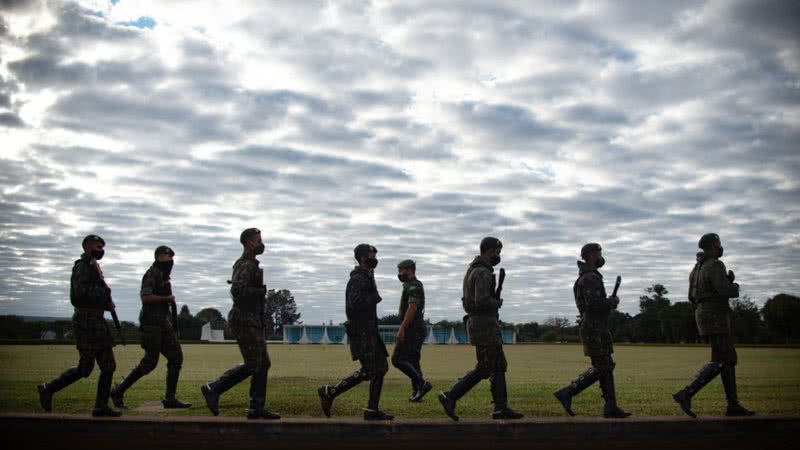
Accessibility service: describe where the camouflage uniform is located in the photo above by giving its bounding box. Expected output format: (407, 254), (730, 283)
(206, 254), (271, 412)
(38, 253), (116, 413)
(391, 277), (428, 397)
(554, 261), (628, 417)
(441, 256), (511, 415)
(673, 247), (754, 417)
(111, 263), (183, 405)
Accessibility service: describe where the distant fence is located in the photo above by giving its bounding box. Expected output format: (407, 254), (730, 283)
(281, 325), (516, 345)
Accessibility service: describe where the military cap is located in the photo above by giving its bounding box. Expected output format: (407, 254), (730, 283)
(580, 242), (602, 261)
(82, 234), (105, 247)
(154, 245), (175, 258)
(480, 236), (503, 253)
(240, 228), (261, 244)
(397, 259), (416, 270)
(698, 233), (720, 251)
(354, 243), (377, 261)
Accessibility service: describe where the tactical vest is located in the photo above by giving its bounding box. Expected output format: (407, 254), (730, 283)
(70, 258), (107, 310)
(345, 271), (379, 330)
(462, 260), (496, 316)
(140, 266), (172, 326)
(231, 260), (266, 316)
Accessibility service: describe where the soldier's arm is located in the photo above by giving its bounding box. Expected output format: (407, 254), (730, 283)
(582, 274), (615, 313)
(473, 269), (499, 314)
(709, 261), (739, 299)
(399, 285), (422, 330)
(231, 261), (265, 299)
(140, 270), (173, 304)
(346, 274), (379, 311)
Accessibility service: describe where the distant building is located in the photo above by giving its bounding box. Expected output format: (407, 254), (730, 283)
(200, 322), (231, 342)
(40, 330), (57, 341)
(282, 325), (516, 345)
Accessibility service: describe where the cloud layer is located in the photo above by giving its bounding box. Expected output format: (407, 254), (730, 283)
(1, 0), (798, 324)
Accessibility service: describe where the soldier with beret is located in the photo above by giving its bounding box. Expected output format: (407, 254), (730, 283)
(554, 243), (630, 418)
(438, 237), (523, 421)
(392, 259), (432, 402)
(37, 235), (121, 417)
(110, 245), (191, 409)
(201, 228), (280, 419)
(318, 243), (394, 420)
(673, 233), (755, 417)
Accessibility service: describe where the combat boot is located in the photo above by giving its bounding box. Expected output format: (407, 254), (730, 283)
(37, 384), (53, 412)
(393, 358), (425, 401)
(38, 367), (82, 412)
(93, 370), (121, 418)
(490, 371), (524, 420)
(554, 367), (600, 417)
(318, 369), (365, 417)
(246, 400), (281, 420)
(162, 367), (191, 409)
(439, 370), (483, 422)
(365, 375), (393, 420)
(672, 362), (721, 418)
(92, 405), (122, 417)
(411, 381), (433, 402)
(201, 384), (220, 416)
(492, 407), (524, 420)
(599, 370), (631, 419)
(110, 366), (147, 409)
(720, 365), (755, 417)
(364, 409), (395, 421)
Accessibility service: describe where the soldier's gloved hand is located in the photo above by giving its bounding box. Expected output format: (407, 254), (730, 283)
(105, 300), (116, 311)
(609, 296), (620, 308)
(496, 297), (504, 308)
(727, 270), (735, 282)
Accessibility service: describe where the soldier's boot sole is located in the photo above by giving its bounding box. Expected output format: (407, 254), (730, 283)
(91, 406), (122, 417)
(553, 388), (575, 417)
(318, 386), (333, 418)
(492, 407), (524, 420)
(37, 384), (53, 412)
(201, 384), (220, 416)
(162, 398), (192, 409)
(603, 407), (632, 419)
(726, 403), (756, 417)
(438, 392), (459, 422)
(411, 382), (433, 402)
(110, 385), (127, 409)
(363, 409), (394, 421)
(672, 390), (696, 419)
(247, 409), (281, 420)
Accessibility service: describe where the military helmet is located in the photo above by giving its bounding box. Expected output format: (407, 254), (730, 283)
(354, 243), (377, 261)
(698, 233), (720, 251)
(240, 228), (261, 244)
(154, 245), (175, 259)
(397, 259), (416, 270)
(82, 234), (105, 248)
(480, 236), (503, 253)
(580, 242), (602, 261)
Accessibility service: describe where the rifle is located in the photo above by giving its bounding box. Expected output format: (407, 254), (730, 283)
(90, 258), (125, 345)
(170, 301), (179, 333)
(495, 268), (505, 322)
(611, 275), (621, 298)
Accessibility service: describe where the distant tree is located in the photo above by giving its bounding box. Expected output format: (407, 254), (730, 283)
(731, 296), (762, 343)
(636, 284), (672, 342)
(663, 302), (698, 343)
(762, 294), (800, 343)
(608, 310), (634, 342)
(378, 314), (402, 325)
(196, 307), (226, 326)
(177, 304), (204, 340)
(266, 289), (302, 337)
(544, 316), (571, 328)
(515, 321), (541, 342)
(433, 319), (465, 330)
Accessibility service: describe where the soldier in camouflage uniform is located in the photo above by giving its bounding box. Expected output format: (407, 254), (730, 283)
(318, 244), (394, 421)
(37, 235), (121, 417)
(438, 237), (523, 421)
(110, 246), (191, 409)
(673, 233), (755, 417)
(201, 228), (280, 419)
(392, 259), (432, 402)
(553, 243), (631, 418)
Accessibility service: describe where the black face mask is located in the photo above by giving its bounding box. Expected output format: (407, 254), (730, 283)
(91, 249), (105, 260)
(156, 260), (174, 276)
(596, 256), (605, 268)
(490, 255), (501, 266)
(398, 273), (408, 282)
(366, 257), (378, 269)
(718, 247), (724, 257)
(254, 243), (265, 255)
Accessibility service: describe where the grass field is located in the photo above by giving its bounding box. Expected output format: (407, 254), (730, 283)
(1, 343), (799, 419)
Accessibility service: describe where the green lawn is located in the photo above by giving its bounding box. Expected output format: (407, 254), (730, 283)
(1, 344), (798, 418)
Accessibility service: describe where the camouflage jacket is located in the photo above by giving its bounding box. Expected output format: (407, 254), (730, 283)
(346, 266), (385, 360)
(399, 279), (425, 327)
(574, 261), (615, 356)
(139, 263), (172, 329)
(70, 254), (109, 310)
(463, 256), (502, 347)
(689, 252), (739, 336)
(228, 255), (266, 328)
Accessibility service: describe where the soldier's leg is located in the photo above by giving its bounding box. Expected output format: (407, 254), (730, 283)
(438, 345), (491, 421)
(553, 362), (600, 417)
(391, 340), (423, 398)
(595, 355), (630, 418)
(364, 355), (392, 420)
(92, 347), (121, 417)
(37, 349), (89, 412)
(672, 336), (723, 418)
(712, 334), (754, 416)
(201, 326), (256, 416)
(160, 330), (191, 408)
(409, 336), (432, 402)
(247, 334), (279, 419)
(490, 347), (523, 419)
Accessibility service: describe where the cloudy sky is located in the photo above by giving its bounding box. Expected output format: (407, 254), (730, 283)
(1, 0), (798, 325)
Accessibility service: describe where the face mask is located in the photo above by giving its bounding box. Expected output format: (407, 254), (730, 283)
(718, 247), (724, 257)
(367, 257), (378, 269)
(254, 243), (265, 255)
(156, 260), (174, 276)
(398, 273), (408, 282)
(91, 249), (105, 260)
(596, 256), (605, 268)
(490, 255), (501, 266)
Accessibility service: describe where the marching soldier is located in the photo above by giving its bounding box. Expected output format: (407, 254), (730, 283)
(673, 233), (755, 417)
(392, 259), (432, 402)
(438, 237), (523, 421)
(554, 243), (631, 418)
(318, 244), (394, 420)
(110, 246), (191, 409)
(37, 235), (121, 417)
(201, 228), (280, 419)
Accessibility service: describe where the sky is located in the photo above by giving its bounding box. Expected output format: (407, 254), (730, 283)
(0, 0), (798, 325)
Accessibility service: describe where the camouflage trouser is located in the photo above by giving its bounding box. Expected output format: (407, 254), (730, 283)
(707, 333), (738, 366)
(391, 325), (425, 368)
(589, 354), (616, 372)
(359, 351), (389, 381)
(136, 325), (183, 374)
(474, 345), (507, 379)
(73, 312), (116, 376)
(350, 330), (388, 380)
(233, 325), (271, 372)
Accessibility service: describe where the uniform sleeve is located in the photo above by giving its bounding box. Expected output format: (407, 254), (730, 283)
(472, 268), (499, 314)
(231, 261), (264, 299)
(708, 260), (739, 299)
(140, 269), (155, 298)
(406, 283), (423, 305)
(346, 273), (381, 311)
(581, 273), (614, 313)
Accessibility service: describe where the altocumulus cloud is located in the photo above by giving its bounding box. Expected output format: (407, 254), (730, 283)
(0, 0), (798, 324)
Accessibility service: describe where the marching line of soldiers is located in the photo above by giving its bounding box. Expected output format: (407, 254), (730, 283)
(36, 231), (755, 420)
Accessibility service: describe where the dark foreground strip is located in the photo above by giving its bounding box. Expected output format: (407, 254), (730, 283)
(1, 414), (798, 450)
